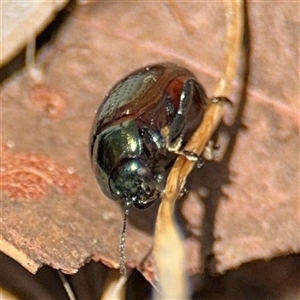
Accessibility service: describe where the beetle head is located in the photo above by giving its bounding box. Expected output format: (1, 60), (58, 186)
(109, 158), (163, 209)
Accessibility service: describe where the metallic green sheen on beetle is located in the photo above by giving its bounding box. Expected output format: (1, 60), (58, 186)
(89, 63), (208, 209)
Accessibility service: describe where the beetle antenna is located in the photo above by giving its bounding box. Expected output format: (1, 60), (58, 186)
(119, 202), (130, 276)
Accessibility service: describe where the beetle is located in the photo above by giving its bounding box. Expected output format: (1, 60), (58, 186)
(90, 63), (211, 210)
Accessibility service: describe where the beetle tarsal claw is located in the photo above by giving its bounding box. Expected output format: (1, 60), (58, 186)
(196, 157), (204, 168)
(203, 139), (215, 161)
(180, 149), (199, 161)
(211, 96), (231, 105)
(165, 132), (184, 153)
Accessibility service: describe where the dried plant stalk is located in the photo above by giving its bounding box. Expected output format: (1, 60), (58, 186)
(0, 287), (19, 300)
(153, 0), (245, 298)
(215, 0), (245, 97)
(101, 269), (126, 300)
(58, 271), (77, 300)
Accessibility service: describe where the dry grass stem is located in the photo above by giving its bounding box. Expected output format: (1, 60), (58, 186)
(58, 271), (77, 300)
(215, 0), (245, 97)
(153, 0), (244, 298)
(101, 269), (126, 300)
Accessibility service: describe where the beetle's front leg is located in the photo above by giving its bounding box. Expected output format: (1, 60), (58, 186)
(167, 79), (195, 145)
(162, 79), (203, 162)
(162, 127), (199, 161)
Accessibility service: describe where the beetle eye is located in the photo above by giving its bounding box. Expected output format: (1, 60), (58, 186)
(109, 158), (162, 209)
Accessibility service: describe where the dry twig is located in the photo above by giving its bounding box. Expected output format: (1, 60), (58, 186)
(153, 0), (245, 298)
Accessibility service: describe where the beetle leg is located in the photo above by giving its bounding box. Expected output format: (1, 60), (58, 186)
(140, 127), (164, 155)
(167, 79), (195, 146)
(203, 139), (215, 161)
(178, 149), (199, 161)
(196, 156), (205, 168)
(164, 79), (201, 161)
(178, 186), (188, 201)
(163, 123), (200, 161)
(164, 79), (193, 147)
(211, 96), (231, 105)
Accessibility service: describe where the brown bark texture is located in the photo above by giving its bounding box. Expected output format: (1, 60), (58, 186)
(1, 1), (299, 282)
